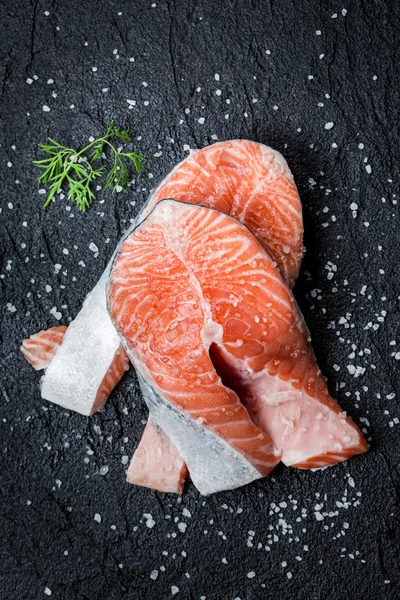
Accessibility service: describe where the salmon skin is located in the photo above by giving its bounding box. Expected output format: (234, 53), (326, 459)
(107, 200), (367, 494)
(21, 322), (129, 415)
(39, 271), (129, 415)
(141, 140), (303, 288)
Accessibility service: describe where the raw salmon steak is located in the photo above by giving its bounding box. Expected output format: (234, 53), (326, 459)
(141, 140), (303, 288)
(108, 200), (367, 493)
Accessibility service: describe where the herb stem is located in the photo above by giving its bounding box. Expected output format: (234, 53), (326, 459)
(33, 122), (146, 211)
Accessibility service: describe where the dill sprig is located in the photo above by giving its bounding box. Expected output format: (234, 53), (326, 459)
(33, 122), (146, 212)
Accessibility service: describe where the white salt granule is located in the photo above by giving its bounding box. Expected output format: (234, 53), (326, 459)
(144, 513), (155, 528)
(247, 571), (255, 579)
(89, 242), (98, 253)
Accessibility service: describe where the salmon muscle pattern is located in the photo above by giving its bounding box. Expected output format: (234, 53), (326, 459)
(141, 140), (304, 288)
(21, 326), (67, 370)
(108, 200), (367, 492)
(108, 201), (281, 495)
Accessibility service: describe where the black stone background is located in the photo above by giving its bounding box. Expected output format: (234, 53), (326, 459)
(0, 1), (399, 599)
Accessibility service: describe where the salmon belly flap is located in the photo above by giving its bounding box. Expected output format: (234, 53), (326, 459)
(108, 200), (367, 493)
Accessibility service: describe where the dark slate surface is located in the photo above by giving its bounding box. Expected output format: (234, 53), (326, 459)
(1, 1), (399, 598)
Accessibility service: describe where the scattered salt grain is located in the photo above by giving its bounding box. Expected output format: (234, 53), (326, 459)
(94, 513), (101, 523)
(43, 105), (50, 112)
(171, 586), (179, 595)
(150, 570), (158, 580)
(247, 571), (255, 579)
(44, 588), (52, 596)
(100, 466), (109, 476)
(325, 122), (334, 130)
(49, 307), (62, 320)
(144, 513), (155, 528)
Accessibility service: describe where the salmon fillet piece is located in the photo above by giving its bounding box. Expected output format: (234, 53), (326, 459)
(21, 326), (67, 370)
(21, 321), (129, 415)
(108, 201), (283, 494)
(127, 415), (189, 493)
(108, 200), (367, 493)
(143, 140), (303, 288)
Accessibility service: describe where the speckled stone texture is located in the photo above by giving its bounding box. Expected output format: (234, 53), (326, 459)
(1, 1), (399, 599)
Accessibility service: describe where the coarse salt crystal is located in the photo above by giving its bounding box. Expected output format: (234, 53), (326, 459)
(247, 571), (255, 579)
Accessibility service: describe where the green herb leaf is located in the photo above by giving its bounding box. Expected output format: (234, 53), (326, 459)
(33, 123), (146, 212)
